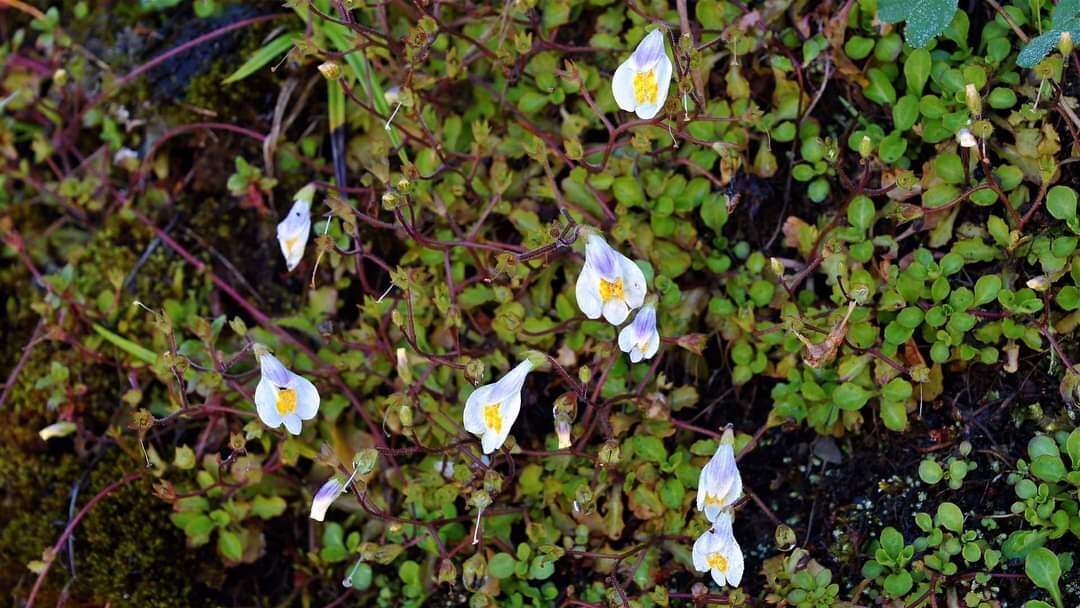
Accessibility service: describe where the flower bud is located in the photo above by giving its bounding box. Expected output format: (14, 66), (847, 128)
(437, 559), (457, 585)
(554, 413), (572, 449)
(318, 61), (342, 80)
(464, 358), (485, 386)
(381, 191), (399, 209)
(462, 553), (487, 591)
(352, 448), (379, 475)
(1061, 31), (1074, 56)
(964, 84), (982, 116)
(397, 403), (413, 427)
(858, 134), (873, 159)
(598, 439), (621, 466)
(775, 523), (797, 550)
(483, 470), (503, 495)
(1027, 275), (1051, 292)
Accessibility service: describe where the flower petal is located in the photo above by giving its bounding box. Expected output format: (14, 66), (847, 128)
(463, 383), (498, 435)
(617, 254), (647, 309)
(602, 297), (630, 325)
(585, 234), (620, 280)
(283, 413), (303, 435)
(631, 29), (666, 70)
(254, 378), (284, 430)
(642, 330), (661, 360)
(611, 61), (638, 112)
(575, 265), (603, 319)
(259, 353), (292, 387)
(292, 374), (320, 420)
(618, 323), (636, 354)
(310, 477), (345, 521)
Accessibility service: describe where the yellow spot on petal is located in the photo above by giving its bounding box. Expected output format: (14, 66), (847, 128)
(598, 277), (625, 303)
(702, 493), (727, 508)
(484, 403), (503, 434)
(284, 237), (299, 254)
(633, 69), (658, 105)
(706, 552), (728, 573)
(276, 388), (297, 415)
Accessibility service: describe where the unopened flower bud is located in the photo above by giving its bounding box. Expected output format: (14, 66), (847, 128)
(1061, 31), (1074, 56)
(554, 413), (572, 449)
(464, 358), (485, 386)
(858, 134), (873, 159)
(52, 68), (68, 86)
(775, 523), (797, 550)
(1027, 275), (1051, 292)
(397, 403), (413, 427)
(318, 61), (342, 80)
(396, 178), (412, 193)
(483, 470), (503, 495)
(462, 553), (487, 591)
(964, 84), (982, 116)
(352, 448), (379, 475)
(381, 191), (399, 209)
(437, 559), (457, 585)
(598, 439), (621, 466)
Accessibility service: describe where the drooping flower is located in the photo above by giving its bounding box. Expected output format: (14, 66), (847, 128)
(575, 234), (647, 325)
(277, 184), (315, 271)
(618, 303), (660, 362)
(463, 360), (533, 453)
(692, 512), (745, 587)
(612, 29), (673, 120)
(253, 345), (320, 435)
(310, 476), (346, 521)
(696, 434), (742, 522)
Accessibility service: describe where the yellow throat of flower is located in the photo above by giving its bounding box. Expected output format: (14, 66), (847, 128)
(598, 277), (625, 303)
(702, 493), (726, 508)
(276, 387), (298, 415)
(284, 237), (299, 255)
(706, 552), (728, 572)
(633, 69), (658, 105)
(484, 403), (503, 434)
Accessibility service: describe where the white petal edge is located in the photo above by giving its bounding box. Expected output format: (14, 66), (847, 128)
(575, 265), (603, 319)
(292, 374), (321, 420)
(254, 378), (284, 430)
(611, 61), (638, 112)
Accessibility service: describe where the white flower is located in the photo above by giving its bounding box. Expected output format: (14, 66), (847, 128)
(696, 440), (742, 522)
(956, 128), (977, 148)
(253, 347), (320, 435)
(277, 184), (315, 271)
(612, 29), (673, 120)
(463, 360), (533, 453)
(618, 303), (660, 362)
(692, 512), (744, 587)
(575, 234), (647, 325)
(310, 476), (346, 521)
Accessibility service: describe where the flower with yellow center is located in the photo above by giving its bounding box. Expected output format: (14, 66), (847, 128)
(575, 234), (647, 325)
(253, 344), (320, 435)
(612, 29), (673, 120)
(463, 360), (533, 454)
(696, 431), (743, 522)
(618, 303), (660, 363)
(277, 184), (315, 272)
(692, 512), (744, 587)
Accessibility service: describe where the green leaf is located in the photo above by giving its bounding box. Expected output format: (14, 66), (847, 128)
(1031, 454), (1066, 482)
(222, 33), (298, 84)
(919, 459), (944, 484)
(878, 0), (959, 48)
(1047, 185), (1078, 220)
(848, 195), (876, 233)
(880, 399), (909, 431)
(936, 502), (964, 532)
(632, 436), (667, 463)
(1018, 30), (1063, 68)
(883, 570), (913, 597)
(904, 48), (932, 94)
(251, 495), (287, 519)
(489, 552), (517, 578)
(834, 382), (872, 411)
(92, 324), (157, 364)
(218, 529), (243, 561)
(1025, 548), (1064, 608)
(974, 275), (1001, 305)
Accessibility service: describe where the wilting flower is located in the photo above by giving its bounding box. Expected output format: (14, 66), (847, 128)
(277, 184), (315, 271)
(253, 345), (320, 435)
(612, 29), (673, 119)
(956, 128), (977, 148)
(463, 360), (533, 453)
(692, 512), (744, 587)
(697, 433), (742, 522)
(575, 234), (647, 325)
(310, 476), (346, 521)
(618, 303), (660, 362)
